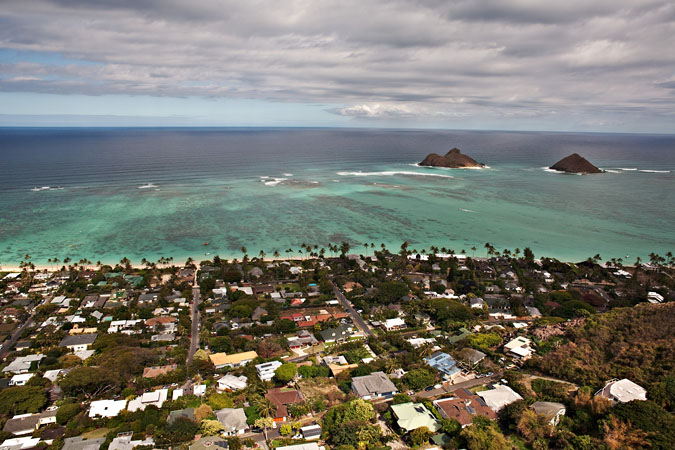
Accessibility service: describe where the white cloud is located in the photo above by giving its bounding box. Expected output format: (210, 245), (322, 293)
(0, 0), (673, 130)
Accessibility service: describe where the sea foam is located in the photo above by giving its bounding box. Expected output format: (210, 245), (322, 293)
(337, 170), (454, 179)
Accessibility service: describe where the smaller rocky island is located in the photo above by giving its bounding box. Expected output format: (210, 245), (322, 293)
(419, 148), (485, 168)
(550, 153), (603, 174)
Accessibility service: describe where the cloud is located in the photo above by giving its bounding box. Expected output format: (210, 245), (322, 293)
(0, 0), (673, 130)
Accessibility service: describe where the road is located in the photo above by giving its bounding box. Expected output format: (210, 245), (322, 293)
(415, 373), (501, 398)
(0, 315), (34, 359)
(332, 281), (373, 336)
(186, 281), (201, 366)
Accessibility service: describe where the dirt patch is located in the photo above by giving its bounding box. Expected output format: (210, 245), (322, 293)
(298, 378), (347, 407)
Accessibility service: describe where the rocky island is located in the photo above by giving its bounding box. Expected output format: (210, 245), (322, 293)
(550, 153), (603, 174)
(419, 147), (485, 168)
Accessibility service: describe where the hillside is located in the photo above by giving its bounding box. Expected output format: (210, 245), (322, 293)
(532, 303), (675, 391)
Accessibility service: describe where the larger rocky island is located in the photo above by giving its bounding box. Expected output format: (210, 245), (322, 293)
(419, 147), (485, 168)
(550, 153), (603, 174)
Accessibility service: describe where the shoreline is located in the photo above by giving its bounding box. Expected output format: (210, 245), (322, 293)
(0, 253), (645, 273)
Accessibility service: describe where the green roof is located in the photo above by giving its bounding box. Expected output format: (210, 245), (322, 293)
(391, 402), (440, 432)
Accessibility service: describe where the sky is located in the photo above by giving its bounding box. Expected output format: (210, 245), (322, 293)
(1, 0), (674, 132)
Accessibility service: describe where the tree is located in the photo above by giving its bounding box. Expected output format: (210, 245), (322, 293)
(603, 416), (651, 450)
(392, 393), (412, 405)
(254, 398), (276, 419)
(280, 423), (294, 436)
(274, 362), (297, 383)
(59, 366), (119, 398)
(460, 417), (511, 450)
(56, 403), (81, 425)
(194, 404), (214, 423)
(254, 416), (275, 442)
(0, 386), (47, 415)
(403, 368), (435, 391)
(409, 426), (432, 447)
(200, 419), (225, 436)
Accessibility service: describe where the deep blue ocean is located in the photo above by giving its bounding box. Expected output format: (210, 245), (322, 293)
(0, 127), (673, 265)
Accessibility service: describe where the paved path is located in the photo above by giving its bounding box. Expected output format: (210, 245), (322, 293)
(332, 281), (373, 336)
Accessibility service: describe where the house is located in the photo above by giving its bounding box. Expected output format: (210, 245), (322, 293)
(189, 437), (229, 450)
(89, 400), (127, 418)
(276, 445), (324, 450)
(595, 378), (647, 404)
(251, 306), (268, 321)
(214, 408), (248, 435)
(142, 364), (177, 379)
(168, 408), (195, 424)
(322, 355), (358, 376)
(469, 297), (486, 309)
(9, 374), (33, 386)
(137, 293), (159, 306)
(2, 354), (45, 374)
(433, 388), (496, 428)
(504, 336), (534, 360)
(217, 374), (248, 392)
(62, 437), (106, 450)
(256, 360), (283, 382)
(351, 372), (398, 400)
(287, 330), (318, 349)
(476, 384), (523, 412)
(107, 320), (142, 334)
(382, 317), (406, 331)
(320, 325), (351, 343)
(391, 402), (441, 433)
(108, 433), (154, 450)
(300, 424), (322, 441)
(209, 351), (258, 369)
(3, 410), (57, 435)
(0, 437), (42, 450)
(145, 316), (176, 331)
(266, 388), (304, 422)
(127, 389), (168, 411)
(530, 402), (566, 426)
(425, 352), (460, 380)
(59, 334), (97, 352)
(647, 292), (664, 303)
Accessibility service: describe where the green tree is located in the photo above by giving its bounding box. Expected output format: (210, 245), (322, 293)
(55, 403), (81, 425)
(403, 368), (435, 391)
(409, 426), (432, 446)
(254, 416), (275, 442)
(0, 386), (47, 415)
(460, 417), (511, 450)
(200, 419), (225, 436)
(274, 362), (297, 383)
(60, 366), (120, 398)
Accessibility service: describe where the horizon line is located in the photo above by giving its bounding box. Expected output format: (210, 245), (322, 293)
(1, 125), (674, 136)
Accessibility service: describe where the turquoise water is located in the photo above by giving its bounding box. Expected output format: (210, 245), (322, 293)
(0, 128), (673, 265)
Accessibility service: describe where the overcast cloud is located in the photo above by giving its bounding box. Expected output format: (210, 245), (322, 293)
(1, 0), (674, 131)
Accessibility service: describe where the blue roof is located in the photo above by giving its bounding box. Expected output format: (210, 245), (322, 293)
(425, 352), (459, 377)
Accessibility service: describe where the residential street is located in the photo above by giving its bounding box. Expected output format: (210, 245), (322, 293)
(332, 281), (373, 336)
(186, 282), (201, 366)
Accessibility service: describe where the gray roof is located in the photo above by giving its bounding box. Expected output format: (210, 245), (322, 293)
(63, 436), (105, 450)
(59, 333), (98, 347)
(320, 324), (350, 341)
(352, 371), (397, 397)
(3, 410), (57, 434)
(530, 402), (566, 419)
(214, 408), (248, 433)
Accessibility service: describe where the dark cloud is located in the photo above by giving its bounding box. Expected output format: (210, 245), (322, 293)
(0, 0), (673, 130)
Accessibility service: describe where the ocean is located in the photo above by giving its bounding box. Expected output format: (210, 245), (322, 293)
(0, 127), (673, 266)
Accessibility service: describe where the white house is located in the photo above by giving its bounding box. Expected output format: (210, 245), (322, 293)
(217, 374), (248, 392)
(2, 355), (45, 374)
(256, 360), (283, 381)
(127, 389), (169, 412)
(595, 379), (647, 404)
(477, 384), (523, 412)
(382, 317), (406, 331)
(9, 374), (34, 386)
(89, 400), (127, 418)
(504, 336), (534, 360)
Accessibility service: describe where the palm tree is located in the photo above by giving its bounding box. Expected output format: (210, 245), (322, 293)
(273, 250), (280, 258)
(255, 397), (276, 419)
(418, 342), (436, 359)
(471, 246), (477, 257)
